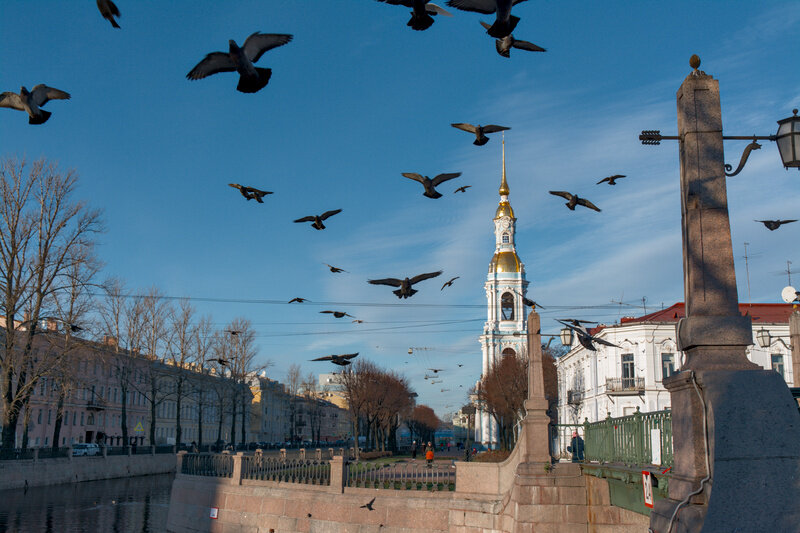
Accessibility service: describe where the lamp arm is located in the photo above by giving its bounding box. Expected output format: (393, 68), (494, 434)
(725, 140), (762, 177)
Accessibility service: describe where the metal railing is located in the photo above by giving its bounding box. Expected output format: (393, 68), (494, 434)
(584, 408), (673, 467)
(242, 457), (330, 485)
(346, 461), (456, 491)
(180, 453), (233, 477)
(36, 447), (69, 459)
(0, 448), (35, 461)
(605, 377), (645, 393)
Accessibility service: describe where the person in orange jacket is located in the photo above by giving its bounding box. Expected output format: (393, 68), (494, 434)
(425, 441), (434, 468)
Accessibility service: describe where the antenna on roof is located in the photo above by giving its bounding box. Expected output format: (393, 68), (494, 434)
(743, 242), (752, 308)
(787, 260), (793, 286)
(641, 296), (647, 315)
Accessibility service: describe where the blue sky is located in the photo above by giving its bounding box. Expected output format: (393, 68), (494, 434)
(2, 1), (799, 418)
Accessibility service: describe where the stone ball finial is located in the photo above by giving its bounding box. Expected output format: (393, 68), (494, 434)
(793, 109), (798, 116)
(690, 55), (701, 70)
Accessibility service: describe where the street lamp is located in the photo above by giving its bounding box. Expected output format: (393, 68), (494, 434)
(560, 327), (573, 347)
(640, 58), (800, 176)
(756, 328), (771, 349)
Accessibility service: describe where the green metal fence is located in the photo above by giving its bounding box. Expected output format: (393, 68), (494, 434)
(583, 408), (673, 468)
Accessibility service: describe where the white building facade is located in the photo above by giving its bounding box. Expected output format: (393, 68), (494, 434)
(475, 141), (530, 446)
(554, 303), (796, 454)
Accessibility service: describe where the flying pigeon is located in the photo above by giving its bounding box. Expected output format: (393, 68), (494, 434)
(428, 368), (443, 373)
(187, 32), (293, 93)
(228, 183), (273, 202)
(454, 185), (472, 193)
(556, 319), (618, 352)
(368, 271), (443, 298)
(478, 21), (544, 57)
(361, 497), (376, 511)
(293, 209), (342, 230)
(755, 219), (797, 231)
(324, 264), (347, 273)
(352, 319), (364, 324)
(451, 123), (509, 145)
(0, 85), (71, 125)
(515, 291), (544, 309)
(441, 277), (459, 290)
(375, 0), (453, 31)
(447, 0), (528, 38)
(212, 358), (229, 366)
(311, 353), (359, 366)
(320, 310), (354, 319)
(549, 191), (601, 212)
(288, 297), (308, 303)
(402, 173), (461, 199)
(596, 174), (626, 185)
(97, 0), (121, 28)
(225, 330), (241, 336)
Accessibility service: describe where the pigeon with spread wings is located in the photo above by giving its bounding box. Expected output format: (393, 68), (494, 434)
(596, 174), (626, 185)
(375, 0), (453, 31)
(402, 173), (461, 199)
(228, 183), (273, 202)
(0, 85), (70, 125)
(549, 191), (601, 212)
(368, 271), (443, 298)
(451, 122), (509, 145)
(447, 0), (528, 38)
(755, 219), (797, 231)
(478, 21), (544, 57)
(97, 0), (121, 28)
(320, 310), (354, 319)
(187, 32), (293, 93)
(311, 353), (359, 366)
(441, 277), (459, 290)
(294, 209), (342, 230)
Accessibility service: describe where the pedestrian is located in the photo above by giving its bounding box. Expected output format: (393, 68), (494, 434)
(567, 431), (584, 462)
(425, 441), (434, 468)
(411, 440), (417, 460)
(191, 441), (198, 453)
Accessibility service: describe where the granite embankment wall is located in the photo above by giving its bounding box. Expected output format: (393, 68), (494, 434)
(0, 452), (176, 490)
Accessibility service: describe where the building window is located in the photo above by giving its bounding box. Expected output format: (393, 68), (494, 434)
(502, 233), (509, 243)
(73, 412), (77, 426)
(661, 353), (675, 381)
(87, 413), (95, 425)
(48, 410), (52, 425)
(501, 292), (514, 321)
(64, 411), (69, 426)
(80, 412), (85, 426)
(37, 409), (42, 424)
(771, 354), (785, 378)
(621, 353), (635, 388)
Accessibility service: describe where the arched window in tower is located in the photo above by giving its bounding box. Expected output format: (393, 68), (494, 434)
(501, 292), (514, 321)
(502, 348), (516, 358)
(502, 233), (509, 244)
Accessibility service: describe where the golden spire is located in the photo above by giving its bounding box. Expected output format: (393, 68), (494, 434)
(499, 135), (509, 197)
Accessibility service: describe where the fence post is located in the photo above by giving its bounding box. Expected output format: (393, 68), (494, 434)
(583, 418), (590, 462)
(151, 445), (156, 455)
(328, 448), (334, 459)
(633, 406), (643, 465)
(315, 448), (322, 461)
(231, 452), (244, 485)
(299, 448), (306, 460)
(329, 456), (345, 493)
(67, 445), (73, 461)
(280, 448), (286, 461)
(176, 450), (187, 474)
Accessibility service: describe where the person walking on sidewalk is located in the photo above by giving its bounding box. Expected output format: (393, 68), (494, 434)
(425, 441), (434, 468)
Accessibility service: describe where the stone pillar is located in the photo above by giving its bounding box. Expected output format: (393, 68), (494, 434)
(279, 448), (286, 461)
(231, 452), (244, 485)
(315, 448), (322, 461)
(328, 456), (345, 493)
(650, 57), (800, 533)
(299, 448), (306, 460)
(791, 309), (800, 387)
(176, 450), (187, 473)
(522, 311), (552, 464)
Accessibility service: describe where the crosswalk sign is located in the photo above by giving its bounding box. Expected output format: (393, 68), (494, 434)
(134, 422), (144, 433)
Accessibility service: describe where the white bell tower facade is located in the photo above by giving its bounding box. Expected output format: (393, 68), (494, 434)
(476, 139), (529, 447)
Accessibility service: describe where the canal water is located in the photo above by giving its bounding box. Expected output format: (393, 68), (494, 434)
(0, 473), (174, 533)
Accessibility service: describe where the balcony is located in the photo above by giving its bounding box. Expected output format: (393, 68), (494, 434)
(567, 390), (583, 405)
(87, 397), (106, 410)
(605, 377), (645, 395)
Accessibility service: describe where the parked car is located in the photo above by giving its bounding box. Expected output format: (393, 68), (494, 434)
(72, 443), (100, 456)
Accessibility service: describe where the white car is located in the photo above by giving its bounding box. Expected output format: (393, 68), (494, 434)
(72, 443), (100, 456)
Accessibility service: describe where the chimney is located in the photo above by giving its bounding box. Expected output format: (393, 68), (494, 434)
(103, 335), (118, 348)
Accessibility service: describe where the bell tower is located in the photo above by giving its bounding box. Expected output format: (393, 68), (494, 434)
(476, 138), (529, 446)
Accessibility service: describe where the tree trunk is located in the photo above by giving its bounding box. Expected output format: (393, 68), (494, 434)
(230, 388), (237, 448)
(52, 391), (65, 450)
(120, 385), (129, 449)
(240, 390), (246, 447)
(175, 379), (183, 446)
(197, 398), (204, 448)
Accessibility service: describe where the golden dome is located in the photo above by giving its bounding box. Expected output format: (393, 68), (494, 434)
(495, 201), (514, 219)
(491, 251), (521, 273)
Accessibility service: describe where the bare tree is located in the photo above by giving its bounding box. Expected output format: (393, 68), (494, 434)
(165, 298), (196, 446)
(192, 315), (214, 447)
(301, 372), (322, 443)
(1, 157), (103, 452)
(475, 352), (528, 450)
(286, 364), (302, 445)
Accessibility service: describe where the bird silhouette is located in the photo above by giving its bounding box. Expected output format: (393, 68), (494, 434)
(320, 310), (354, 319)
(402, 173), (461, 199)
(352, 319), (364, 324)
(294, 209), (342, 230)
(187, 32), (293, 93)
(755, 219), (797, 231)
(96, 0), (121, 28)
(228, 183), (273, 202)
(451, 123), (509, 145)
(447, 0), (528, 38)
(478, 21), (544, 57)
(324, 264), (347, 273)
(375, 0), (453, 31)
(361, 497), (376, 511)
(225, 330), (241, 336)
(311, 353), (359, 366)
(368, 271), (443, 298)
(596, 174), (626, 185)
(68, 324), (84, 332)
(549, 191), (601, 212)
(556, 319), (618, 351)
(441, 277), (459, 290)
(457, 364), (463, 367)
(212, 358), (229, 366)
(288, 297), (308, 303)
(515, 291), (544, 309)
(428, 368), (443, 373)
(454, 185), (472, 193)
(0, 85), (70, 125)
